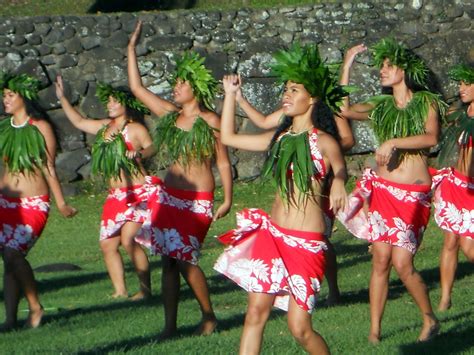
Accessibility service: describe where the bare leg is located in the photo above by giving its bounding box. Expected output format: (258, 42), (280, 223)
(100, 237), (127, 298)
(178, 261), (217, 335)
(368, 242), (392, 343)
(160, 256), (180, 338)
(392, 247), (439, 342)
(120, 222), (151, 300)
(324, 240), (340, 306)
(2, 251), (20, 330)
(239, 292), (275, 355)
(287, 295), (330, 354)
(438, 232), (459, 311)
(459, 237), (474, 262)
(3, 248), (43, 328)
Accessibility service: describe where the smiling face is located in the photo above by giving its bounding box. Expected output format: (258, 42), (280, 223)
(2, 89), (25, 114)
(459, 81), (474, 104)
(106, 96), (126, 118)
(281, 81), (314, 117)
(379, 58), (405, 87)
(173, 78), (195, 105)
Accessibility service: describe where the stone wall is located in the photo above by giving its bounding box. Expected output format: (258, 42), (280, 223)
(0, 1), (472, 184)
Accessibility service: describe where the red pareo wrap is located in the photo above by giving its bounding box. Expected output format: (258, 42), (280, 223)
(214, 208), (327, 313)
(140, 177), (214, 265)
(0, 194), (50, 255)
(337, 169), (432, 254)
(432, 167), (474, 239)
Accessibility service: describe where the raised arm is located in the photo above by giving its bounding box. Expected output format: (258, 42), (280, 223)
(35, 120), (77, 218)
(340, 44), (373, 121)
(55, 75), (108, 135)
(127, 21), (177, 117)
(334, 114), (355, 150)
(221, 75), (274, 151)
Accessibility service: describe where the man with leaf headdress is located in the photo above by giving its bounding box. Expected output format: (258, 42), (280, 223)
(128, 21), (233, 337)
(337, 38), (446, 343)
(0, 72), (76, 331)
(432, 63), (474, 312)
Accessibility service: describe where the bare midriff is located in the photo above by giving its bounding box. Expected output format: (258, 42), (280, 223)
(1, 168), (49, 198)
(164, 160), (215, 192)
(377, 153), (431, 185)
(457, 145), (473, 177)
(108, 164), (147, 189)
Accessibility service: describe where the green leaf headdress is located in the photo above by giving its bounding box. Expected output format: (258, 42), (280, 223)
(371, 38), (428, 88)
(96, 82), (150, 114)
(448, 64), (474, 84)
(170, 52), (218, 111)
(0, 72), (40, 101)
(269, 43), (351, 114)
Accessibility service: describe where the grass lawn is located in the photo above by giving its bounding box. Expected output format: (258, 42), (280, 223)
(0, 180), (473, 354)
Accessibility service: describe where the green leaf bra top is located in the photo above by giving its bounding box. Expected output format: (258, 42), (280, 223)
(0, 117), (47, 173)
(153, 111), (216, 167)
(91, 122), (140, 180)
(438, 109), (474, 166)
(262, 128), (327, 204)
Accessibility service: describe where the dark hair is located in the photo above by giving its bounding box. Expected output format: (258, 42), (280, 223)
(24, 97), (49, 121)
(269, 100), (340, 149)
(114, 86), (146, 126)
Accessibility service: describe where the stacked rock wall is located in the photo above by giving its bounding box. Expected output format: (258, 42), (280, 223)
(0, 1), (472, 183)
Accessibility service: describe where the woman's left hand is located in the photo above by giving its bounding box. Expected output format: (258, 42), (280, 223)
(125, 150), (141, 160)
(375, 140), (396, 166)
(213, 202), (231, 221)
(329, 181), (348, 214)
(58, 204), (78, 218)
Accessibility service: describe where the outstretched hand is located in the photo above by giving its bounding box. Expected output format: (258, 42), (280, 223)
(213, 202), (231, 221)
(128, 20), (142, 47)
(222, 74), (241, 95)
(55, 75), (65, 100)
(59, 204), (78, 218)
(343, 44), (367, 69)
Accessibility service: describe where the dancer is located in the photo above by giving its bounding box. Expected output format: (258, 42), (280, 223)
(433, 63), (474, 311)
(214, 44), (348, 354)
(56, 77), (154, 300)
(337, 38), (446, 343)
(234, 78), (354, 305)
(0, 73), (76, 331)
(128, 21), (232, 336)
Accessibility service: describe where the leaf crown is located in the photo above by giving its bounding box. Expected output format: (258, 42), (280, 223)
(96, 82), (150, 114)
(371, 38), (428, 88)
(448, 64), (474, 84)
(0, 72), (41, 101)
(170, 51), (218, 111)
(269, 43), (350, 114)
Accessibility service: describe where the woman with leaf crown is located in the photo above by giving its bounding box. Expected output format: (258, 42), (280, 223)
(337, 38), (446, 343)
(432, 63), (474, 311)
(127, 21), (232, 337)
(0, 73), (77, 331)
(232, 69), (355, 307)
(55, 76), (154, 301)
(214, 43), (348, 354)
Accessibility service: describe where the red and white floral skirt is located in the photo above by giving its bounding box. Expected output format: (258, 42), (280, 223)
(337, 169), (432, 254)
(140, 178), (214, 265)
(432, 167), (474, 239)
(0, 194), (50, 255)
(214, 208), (327, 313)
(99, 181), (153, 249)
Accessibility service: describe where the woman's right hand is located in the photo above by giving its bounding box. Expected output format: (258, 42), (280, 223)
(55, 75), (65, 100)
(343, 44), (367, 69)
(128, 20), (142, 48)
(223, 74), (241, 95)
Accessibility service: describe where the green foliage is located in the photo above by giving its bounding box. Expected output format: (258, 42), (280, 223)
(269, 43), (352, 114)
(448, 64), (474, 84)
(96, 82), (150, 115)
(0, 117), (47, 173)
(371, 38), (429, 88)
(170, 52), (218, 111)
(153, 111), (216, 167)
(0, 72), (41, 101)
(91, 125), (141, 180)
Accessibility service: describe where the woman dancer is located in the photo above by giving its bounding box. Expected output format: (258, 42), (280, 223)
(233, 79), (354, 306)
(56, 77), (153, 300)
(214, 44), (348, 354)
(433, 63), (474, 311)
(0, 73), (76, 330)
(337, 38), (446, 343)
(128, 21), (233, 336)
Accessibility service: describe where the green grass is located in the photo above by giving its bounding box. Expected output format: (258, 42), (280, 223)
(0, 180), (473, 353)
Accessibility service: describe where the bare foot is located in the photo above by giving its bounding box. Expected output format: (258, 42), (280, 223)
(417, 321), (440, 342)
(25, 307), (44, 329)
(110, 292), (128, 299)
(129, 291), (152, 301)
(157, 328), (178, 341)
(438, 299), (452, 312)
(325, 294), (341, 307)
(368, 333), (380, 344)
(0, 322), (17, 333)
(193, 317), (217, 336)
